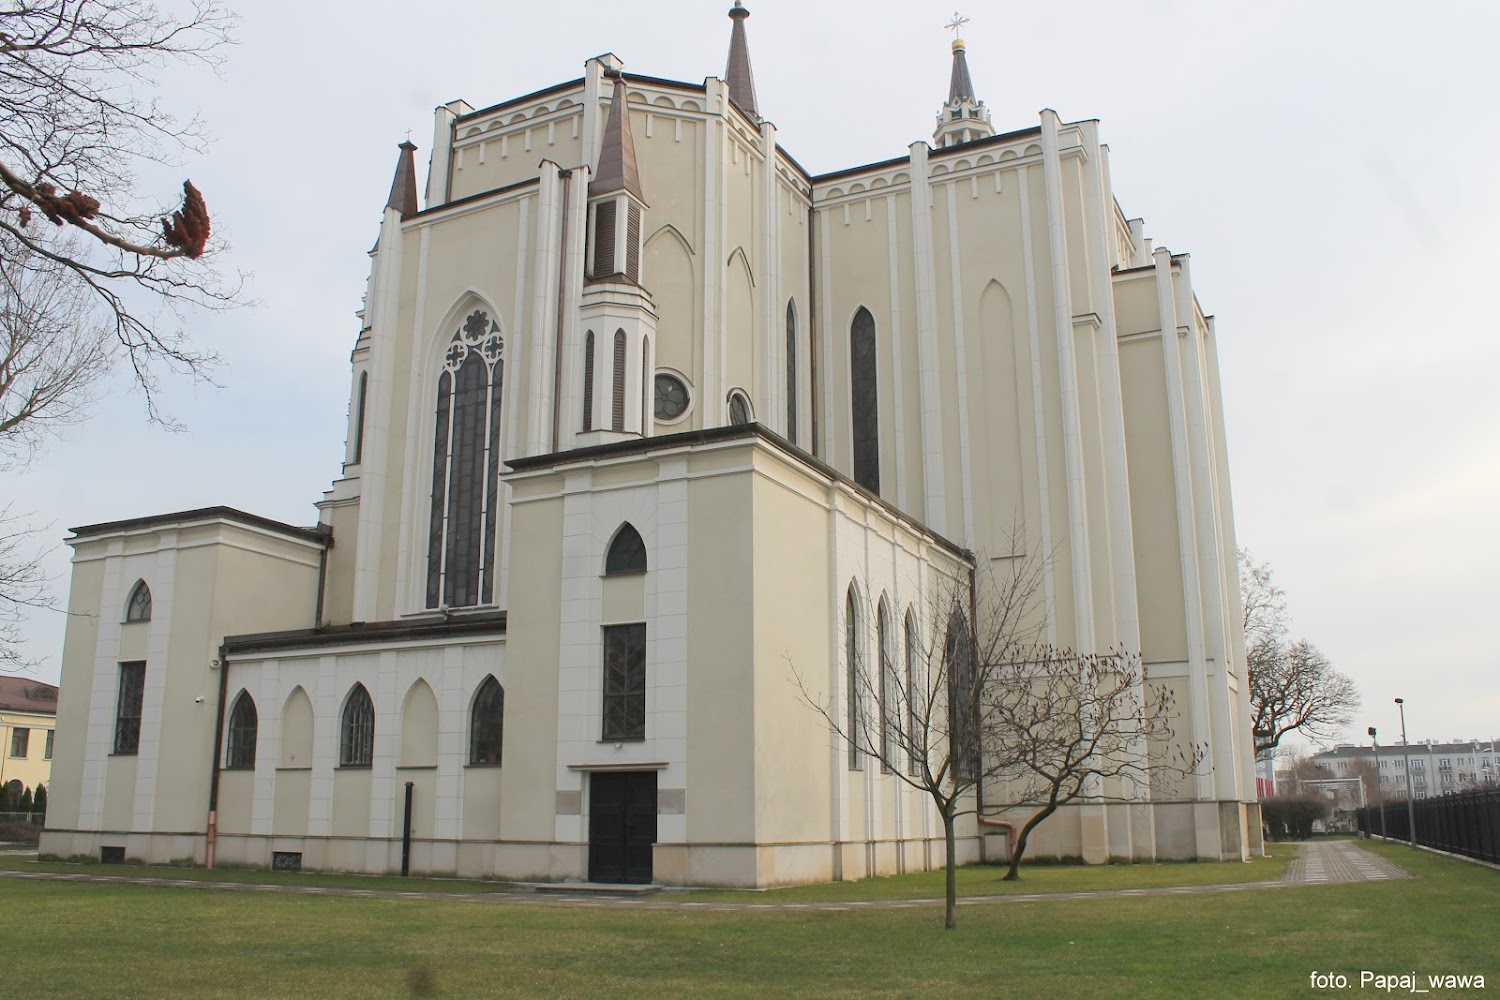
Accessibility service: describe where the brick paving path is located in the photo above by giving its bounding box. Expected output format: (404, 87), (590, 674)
(1280, 838), (1413, 885)
(0, 839), (1409, 913)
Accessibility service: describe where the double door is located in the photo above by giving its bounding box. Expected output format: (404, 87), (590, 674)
(587, 771), (657, 884)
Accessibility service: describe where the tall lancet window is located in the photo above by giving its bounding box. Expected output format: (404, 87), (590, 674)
(427, 308), (506, 609)
(786, 300), (797, 445)
(850, 306), (880, 493)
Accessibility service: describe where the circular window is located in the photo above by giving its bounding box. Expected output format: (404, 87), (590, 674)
(728, 391), (753, 426)
(654, 373), (690, 421)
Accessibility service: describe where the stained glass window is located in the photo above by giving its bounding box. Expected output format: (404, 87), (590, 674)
(850, 307), (879, 493)
(786, 300), (797, 445)
(125, 580), (152, 623)
(470, 677), (504, 765)
(226, 692), (258, 769)
(340, 684), (374, 767)
(846, 587), (862, 770)
(728, 391), (752, 426)
(427, 309), (505, 608)
(602, 624), (646, 741)
(114, 662), (145, 755)
(654, 373), (689, 421)
(605, 524), (647, 574)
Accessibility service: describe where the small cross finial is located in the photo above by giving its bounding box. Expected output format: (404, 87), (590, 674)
(945, 12), (970, 39)
(405, 129), (413, 143)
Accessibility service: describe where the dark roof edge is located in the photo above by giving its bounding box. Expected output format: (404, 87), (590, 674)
(773, 143), (812, 182)
(812, 153), (913, 185)
(505, 424), (973, 563)
(625, 73), (708, 94)
(70, 507), (330, 547)
(409, 176), (541, 220)
(456, 79), (586, 124)
(224, 612), (508, 656)
(929, 125), (1044, 159)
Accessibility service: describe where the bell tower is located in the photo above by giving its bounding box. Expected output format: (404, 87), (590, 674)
(578, 71), (657, 443)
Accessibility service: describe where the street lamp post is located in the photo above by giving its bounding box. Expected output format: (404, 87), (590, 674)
(1395, 698), (1418, 848)
(1368, 726), (1386, 840)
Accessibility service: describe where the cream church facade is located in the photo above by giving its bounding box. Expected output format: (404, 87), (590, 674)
(42, 5), (1260, 885)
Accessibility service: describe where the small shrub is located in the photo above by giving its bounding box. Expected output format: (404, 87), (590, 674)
(1260, 795), (1330, 841)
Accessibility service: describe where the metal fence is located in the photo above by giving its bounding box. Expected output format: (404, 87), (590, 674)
(1357, 788), (1500, 864)
(0, 810), (44, 825)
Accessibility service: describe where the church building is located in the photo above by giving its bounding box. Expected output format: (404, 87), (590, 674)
(41, 4), (1260, 885)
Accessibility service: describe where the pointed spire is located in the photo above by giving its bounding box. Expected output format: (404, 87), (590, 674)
(386, 140), (419, 218)
(724, 1), (759, 119)
(590, 74), (644, 200)
(948, 39), (976, 104)
(933, 27), (994, 148)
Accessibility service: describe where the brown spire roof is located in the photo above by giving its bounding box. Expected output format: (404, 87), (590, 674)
(948, 39), (976, 104)
(725, 1), (759, 119)
(590, 75), (644, 200)
(386, 140), (419, 218)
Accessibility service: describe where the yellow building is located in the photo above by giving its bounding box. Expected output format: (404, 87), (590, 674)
(43, 5), (1258, 884)
(0, 676), (58, 804)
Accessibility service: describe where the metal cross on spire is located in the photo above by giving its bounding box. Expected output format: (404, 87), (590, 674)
(945, 12), (970, 40)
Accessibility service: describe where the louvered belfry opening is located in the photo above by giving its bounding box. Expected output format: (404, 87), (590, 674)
(593, 200), (618, 277)
(583, 330), (596, 431)
(625, 203), (641, 282)
(612, 330), (628, 430)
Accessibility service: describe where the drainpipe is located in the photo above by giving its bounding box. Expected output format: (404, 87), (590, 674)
(205, 642), (230, 869)
(313, 527), (331, 628)
(401, 781), (415, 876)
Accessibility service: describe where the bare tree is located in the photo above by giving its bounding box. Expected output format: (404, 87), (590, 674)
(1, 231), (117, 464)
(792, 550), (1046, 930)
(0, 510), (48, 671)
(1239, 550), (1359, 754)
(0, 2), (238, 668)
(981, 646), (1202, 880)
(1250, 638), (1357, 755)
(0, 0), (238, 421)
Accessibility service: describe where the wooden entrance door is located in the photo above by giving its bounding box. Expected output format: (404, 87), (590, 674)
(588, 771), (657, 884)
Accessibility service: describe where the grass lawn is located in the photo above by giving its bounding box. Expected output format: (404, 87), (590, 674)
(680, 845), (1295, 902)
(0, 853), (515, 894)
(0, 840), (1493, 999)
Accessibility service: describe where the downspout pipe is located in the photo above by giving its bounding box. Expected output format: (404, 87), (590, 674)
(205, 641), (230, 869)
(401, 781), (415, 877)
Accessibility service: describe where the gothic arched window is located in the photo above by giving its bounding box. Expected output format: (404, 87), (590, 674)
(605, 523), (647, 575)
(470, 676), (504, 765)
(850, 307), (879, 493)
(786, 300), (798, 445)
(124, 580), (152, 623)
(612, 330), (627, 431)
(226, 692), (258, 769)
(427, 309), (506, 609)
(846, 585), (862, 770)
(728, 390), (752, 426)
(352, 371), (369, 465)
(583, 330), (596, 431)
(340, 684), (375, 768)
(905, 608), (922, 776)
(878, 597), (895, 772)
(944, 610), (977, 780)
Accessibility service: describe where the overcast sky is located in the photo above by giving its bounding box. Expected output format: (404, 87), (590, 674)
(8, 0), (1498, 749)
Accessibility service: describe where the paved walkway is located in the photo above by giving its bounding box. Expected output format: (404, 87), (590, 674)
(1281, 838), (1413, 885)
(0, 840), (1409, 913)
